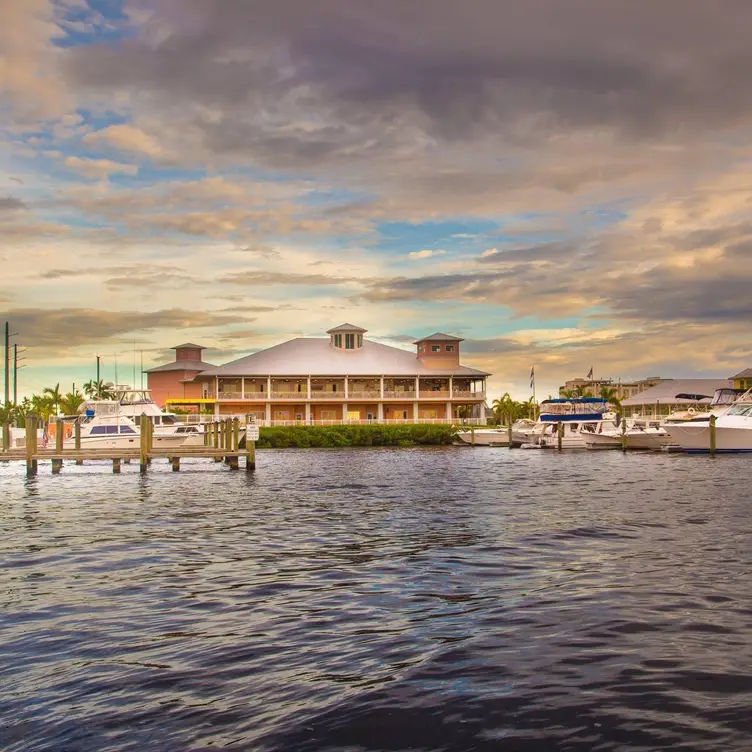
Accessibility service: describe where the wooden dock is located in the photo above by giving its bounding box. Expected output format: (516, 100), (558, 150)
(0, 417), (257, 476)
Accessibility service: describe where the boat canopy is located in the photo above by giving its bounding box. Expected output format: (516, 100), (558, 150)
(542, 397), (606, 404)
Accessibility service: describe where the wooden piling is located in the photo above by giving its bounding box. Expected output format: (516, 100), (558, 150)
(471, 427), (475, 447)
(557, 421), (563, 451)
(171, 456), (180, 472)
(507, 423), (513, 449)
(51, 419), (64, 474)
(232, 417), (240, 452)
(112, 458), (121, 474)
(709, 414), (717, 456)
(25, 415), (38, 477)
(621, 419), (627, 452)
(75, 421), (83, 464)
(213, 421), (222, 461)
(246, 440), (256, 472)
(139, 417), (149, 473)
(2, 423), (9, 452)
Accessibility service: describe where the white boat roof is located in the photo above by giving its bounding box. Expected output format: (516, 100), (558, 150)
(621, 379), (733, 406)
(198, 338), (489, 378)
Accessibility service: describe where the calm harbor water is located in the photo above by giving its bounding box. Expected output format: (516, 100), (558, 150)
(1, 448), (750, 751)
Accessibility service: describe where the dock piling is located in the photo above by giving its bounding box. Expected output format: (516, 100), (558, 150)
(139, 417), (149, 473)
(25, 415), (38, 477)
(471, 427), (475, 447)
(507, 423), (513, 449)
(113, 458), (121, 474)
(171, 456), (180, 472)
(557, 421), (564, 451)
(75, 421), (83, 464)
(621, 419), (627, 452)
(52, 419), (64, 474)
(2, 422), (9, 452)
(709, 414), (717, 455)
(246, 441), (256, 473)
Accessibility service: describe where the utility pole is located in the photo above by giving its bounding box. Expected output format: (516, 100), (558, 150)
(4, 322), (9, 405)
(13, 344), (26, 405)
(96, 355), (101, 398)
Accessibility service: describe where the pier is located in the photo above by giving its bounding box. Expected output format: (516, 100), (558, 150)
(0, 417), (257, 476)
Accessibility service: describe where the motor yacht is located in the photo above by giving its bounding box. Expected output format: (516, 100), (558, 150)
(664, 389), (752, 453)
(524, 398), (612, 449)
(455, 417), (537, 447)
(63, 402), (187, 450)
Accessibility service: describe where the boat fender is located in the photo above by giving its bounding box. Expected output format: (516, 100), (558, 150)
(688, 407), (695, 415)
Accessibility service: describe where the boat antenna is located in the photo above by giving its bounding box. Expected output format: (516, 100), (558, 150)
(140, 350), (144, 389)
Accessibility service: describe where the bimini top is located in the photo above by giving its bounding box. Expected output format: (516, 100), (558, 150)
(542, 397), (606, 404)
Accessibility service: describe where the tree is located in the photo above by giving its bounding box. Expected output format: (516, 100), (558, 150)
(30, 394), (55, 422)
(43, 383), (63, 416)
(60, 389), (85, 415)
(599, 386), (622, 412)
(83, 379), (116, 399)
(456, 405), (473, 424)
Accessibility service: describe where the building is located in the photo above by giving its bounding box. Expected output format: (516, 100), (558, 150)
(144, 343), (215, 407)
(620, 378), (733, 417)
(729, 369), (752, 391)
(151, 324), (489, 424)
(559, 376), (664, 401)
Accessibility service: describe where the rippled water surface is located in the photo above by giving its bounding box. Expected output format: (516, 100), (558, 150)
(1, 448), (751, 751)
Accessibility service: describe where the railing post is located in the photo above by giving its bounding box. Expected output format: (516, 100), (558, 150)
(709, 414), (716, 456)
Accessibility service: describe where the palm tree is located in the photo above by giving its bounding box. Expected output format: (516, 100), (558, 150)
(43, 383), (63, 416)
(83, 379), (116, 399)
(456, 405), (473, 425)
(599, 386), (622, 412)
(491, 392), (517, 426)
(30, 394), (55, 422)
(60, 389), (85, 415)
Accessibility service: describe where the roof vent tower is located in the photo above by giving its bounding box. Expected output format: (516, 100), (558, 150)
(414, 333), (463, 369)
(327, 323), (367, 352)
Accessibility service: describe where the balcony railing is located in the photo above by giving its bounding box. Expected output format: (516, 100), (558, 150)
(346, 390), (381, 399)
(214, 389), (486, 401)
(383, 391), (416, 399)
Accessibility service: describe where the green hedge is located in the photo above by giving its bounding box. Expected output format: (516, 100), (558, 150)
(255, 424), (458, 448)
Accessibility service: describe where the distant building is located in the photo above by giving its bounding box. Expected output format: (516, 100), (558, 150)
(147, 324), (489, 424)
(558, 376), (664, 401)
(620, 379), (733, 417)
(144, 343), (214, 407)
(729, 369), (752, 391)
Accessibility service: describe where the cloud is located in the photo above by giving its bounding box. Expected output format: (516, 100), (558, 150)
(0, 307), (251, 350)
(218, 270), (363, 287)
(83, 123), (168, 160)
(0, 197), (27, 212)
(407, 249), (446, 260)
(64, 156), (139, 179)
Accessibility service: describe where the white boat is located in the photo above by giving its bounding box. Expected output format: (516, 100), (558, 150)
(63, 406), (187, 450)
(88, 387), (213, 447)
(664, 389), (752, 453)
(623, 420), (674, 450)
(526, 398), (613, 449)
(455, 428), (510, 446)
(511, 418), (537, 446)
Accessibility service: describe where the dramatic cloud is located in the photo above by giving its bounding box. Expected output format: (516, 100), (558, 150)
(2, 0), (751, 396)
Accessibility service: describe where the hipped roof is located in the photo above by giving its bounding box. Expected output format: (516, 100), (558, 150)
(198, 338), (489, 378)
(621, 378), (733, 406)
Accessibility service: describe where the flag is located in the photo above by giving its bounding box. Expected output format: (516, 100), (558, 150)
(586, 366), (593, 380)
(530, 366), (535, 389)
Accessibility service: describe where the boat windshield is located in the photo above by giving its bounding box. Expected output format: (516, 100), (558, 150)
(118, 390), (155, 405)
(727, 404), (752, 417)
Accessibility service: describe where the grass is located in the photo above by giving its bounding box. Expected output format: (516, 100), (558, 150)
(255, 424), (458, 448)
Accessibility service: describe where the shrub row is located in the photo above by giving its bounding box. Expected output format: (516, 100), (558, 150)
(255, 423), (458, 448)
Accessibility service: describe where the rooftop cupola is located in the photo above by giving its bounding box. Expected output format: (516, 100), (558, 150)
(414, 332), (463, 368)
(327, 323), (367, 351)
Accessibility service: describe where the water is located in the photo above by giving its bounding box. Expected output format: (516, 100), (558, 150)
(1, 448), (750, 751)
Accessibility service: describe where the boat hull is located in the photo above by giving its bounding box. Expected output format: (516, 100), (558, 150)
(665, 422), (752, 453)
(456, 430), (510, 447)
(63, 434), (187, 450)
(583, 432), (622, 450)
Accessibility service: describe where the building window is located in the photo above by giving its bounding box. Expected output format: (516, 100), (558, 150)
(345, 333), (355, 349)
(446, 345), (454, 352)
(334, 333), (342, 348)
(357, 334), (363, 348)
(431, 345), (441, 352)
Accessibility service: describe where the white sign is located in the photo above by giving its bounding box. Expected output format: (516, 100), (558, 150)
(246, 417), (260, 442)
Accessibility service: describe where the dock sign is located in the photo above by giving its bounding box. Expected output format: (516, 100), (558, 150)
(246, 417), (260, 442)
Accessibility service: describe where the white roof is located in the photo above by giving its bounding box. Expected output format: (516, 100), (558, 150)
(621, 379), (733, 406)
(199, 338), (489, 378)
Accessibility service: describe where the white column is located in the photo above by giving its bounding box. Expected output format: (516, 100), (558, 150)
(414, 376), (419, 396)
(241, 377), (245, 400)
(213, 401), (220, 417)
(449, 376), (453, 398)
(377, 403), (384, 422)
(267, 375), (272, 397)
(305, 402), (311, 424)
(265, 402), (272, 426)
(342, 402), (348, 423)
(345, 376), (349, 399)
(379, 376), (384, 398)
(215, 375), (219, 399)
(413, 402), (419, 423)
(446, 402), (452, 422)
(307, 376), (311, 399)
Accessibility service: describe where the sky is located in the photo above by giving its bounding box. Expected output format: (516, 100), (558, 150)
(1, 0), (751, 400)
